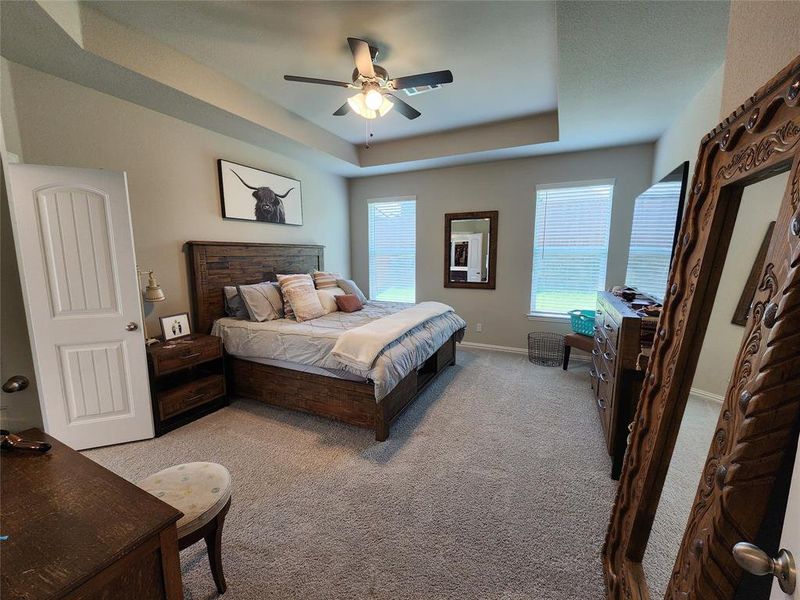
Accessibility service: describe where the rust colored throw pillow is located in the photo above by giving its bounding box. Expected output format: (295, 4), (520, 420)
(334, 294), (363, 313)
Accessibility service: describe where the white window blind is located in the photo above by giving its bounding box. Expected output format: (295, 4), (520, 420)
(530, 182), (614, 315)
(625, 180), (683, 301)
(368, 198), (416, 303)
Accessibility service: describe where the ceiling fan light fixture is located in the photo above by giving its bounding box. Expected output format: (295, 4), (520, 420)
(347, 93), (377, 119)
(364, 88), (384, 110)
(378, 96), (394, 117)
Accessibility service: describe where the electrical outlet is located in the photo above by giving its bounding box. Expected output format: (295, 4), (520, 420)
(476, 323), (483, 333)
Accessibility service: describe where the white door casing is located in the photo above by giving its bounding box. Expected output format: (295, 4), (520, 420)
(772, 447), (800, 599)
(7, 164), (153, 449)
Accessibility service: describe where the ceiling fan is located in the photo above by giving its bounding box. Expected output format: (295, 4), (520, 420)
(284, 37), (453, 121)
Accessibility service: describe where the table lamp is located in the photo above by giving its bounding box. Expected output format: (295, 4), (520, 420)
(137, 268), (165, 345)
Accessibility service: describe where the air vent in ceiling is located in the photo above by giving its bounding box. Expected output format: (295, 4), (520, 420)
(404, 84), (442, 96)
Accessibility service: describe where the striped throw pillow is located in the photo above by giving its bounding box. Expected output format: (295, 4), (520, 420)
(276, 274), (325, 322)
(312, 270), (341, 290)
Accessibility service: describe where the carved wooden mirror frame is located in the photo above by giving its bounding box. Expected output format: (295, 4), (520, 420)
(604, 57), (800, 599)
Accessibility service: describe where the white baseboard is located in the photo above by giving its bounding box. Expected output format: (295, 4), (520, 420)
(459, 341), (591, 363)
(459, 341), (528, 354)
(690, 387), (725, 404)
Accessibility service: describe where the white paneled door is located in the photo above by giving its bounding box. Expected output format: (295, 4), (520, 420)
(772, 450), (800, 599)
(7, 165), (153, 449)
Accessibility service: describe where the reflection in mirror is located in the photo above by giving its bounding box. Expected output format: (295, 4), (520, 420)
(642, 171), (790, 598)
(450, 218), (490, 283)
(444, 211), (497, 289)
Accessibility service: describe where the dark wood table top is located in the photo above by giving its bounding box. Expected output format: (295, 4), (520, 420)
(0, 429), (182, 599)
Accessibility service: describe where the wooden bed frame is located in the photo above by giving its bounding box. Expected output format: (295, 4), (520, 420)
(186, 241), (460, 441)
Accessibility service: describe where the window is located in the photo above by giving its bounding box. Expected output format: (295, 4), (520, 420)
(368, 198), (416, 302)
(530, 181), (614, 316)
(625, 179), (684, 301)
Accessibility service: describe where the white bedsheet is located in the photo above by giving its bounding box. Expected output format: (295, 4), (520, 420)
(211, 300), (466, 400)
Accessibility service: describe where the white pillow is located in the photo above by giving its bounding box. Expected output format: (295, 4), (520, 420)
(237, 282), (284, 322)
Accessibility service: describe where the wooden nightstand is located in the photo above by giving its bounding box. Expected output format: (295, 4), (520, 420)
(147, 333), (227, 436)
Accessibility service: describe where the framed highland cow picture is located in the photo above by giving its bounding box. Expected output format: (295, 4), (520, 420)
(218, 159), (303, 225)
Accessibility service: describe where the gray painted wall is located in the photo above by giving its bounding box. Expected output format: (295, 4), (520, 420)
(349, 144), (654, 349)
(4, 61), (351, 339)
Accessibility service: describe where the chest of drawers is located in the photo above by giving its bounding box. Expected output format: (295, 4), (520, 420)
(590, 292), (647, 479)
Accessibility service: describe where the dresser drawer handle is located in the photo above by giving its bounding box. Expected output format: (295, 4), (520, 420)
(592, 349), (600, 357)
(603, 351), (614, 362)
(185, 393), (205, 403)
(597, 397), (607, 410)
(595, 336), (604, 345)
(603, 323), (613, 331)
(589, 368), (597, 379)
(599, 372), (608, 383)
(179, 352), (201, 360)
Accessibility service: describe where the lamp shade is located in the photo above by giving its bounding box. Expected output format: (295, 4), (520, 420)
(142, 271), (165, 303)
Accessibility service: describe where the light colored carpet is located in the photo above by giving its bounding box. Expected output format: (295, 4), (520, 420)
(86, 348), (618, 600)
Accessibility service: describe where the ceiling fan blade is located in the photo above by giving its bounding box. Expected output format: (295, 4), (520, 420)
(390, 70), (453, 90)
(333, 102), (351, 116)
(284, 75), (350, 88)
(386, 94), (421, 120)
(347, 37), (376, 78)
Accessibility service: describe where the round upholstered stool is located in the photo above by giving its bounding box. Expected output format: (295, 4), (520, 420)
(139, 462), (232, 594)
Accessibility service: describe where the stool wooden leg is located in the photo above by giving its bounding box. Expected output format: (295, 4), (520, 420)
(562, 345), (571, 370)
(205, 498), (231, 594)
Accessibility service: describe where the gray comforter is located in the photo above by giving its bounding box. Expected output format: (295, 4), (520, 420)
(212, 301), (466, 400)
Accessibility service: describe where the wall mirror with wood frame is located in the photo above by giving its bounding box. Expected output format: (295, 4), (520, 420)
(603, 58), (800, 600)
(444, 211), (498, 289)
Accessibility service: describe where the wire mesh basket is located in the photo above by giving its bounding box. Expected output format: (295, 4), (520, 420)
(527, 332), (565, 367)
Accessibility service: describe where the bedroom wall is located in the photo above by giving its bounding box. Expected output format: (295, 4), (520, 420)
(720, 1), (800, 118)
(1, 58), (44, 430)
(3, 60), (350, 336)
(349, 143), (654, 350)
(652, 63), (724, 185)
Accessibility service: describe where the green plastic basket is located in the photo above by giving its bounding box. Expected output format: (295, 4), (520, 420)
(568, 309), (596, 336)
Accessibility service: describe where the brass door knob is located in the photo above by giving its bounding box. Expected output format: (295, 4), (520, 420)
(733, 542), (796, 594)
(2, 375), (29, 393)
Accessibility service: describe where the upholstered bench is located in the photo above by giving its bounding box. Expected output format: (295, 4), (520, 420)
(139, 462), (232, 594)
(563, 333), (594, 370)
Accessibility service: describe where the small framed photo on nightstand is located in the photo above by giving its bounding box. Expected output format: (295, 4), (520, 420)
(160, 312), (191, 341)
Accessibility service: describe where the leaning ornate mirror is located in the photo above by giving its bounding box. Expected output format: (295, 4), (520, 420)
(604, 57), (800, 599)
(444, 211), (498, 289)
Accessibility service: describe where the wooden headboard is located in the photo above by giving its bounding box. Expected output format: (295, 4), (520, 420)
(186, 241), (324, 333)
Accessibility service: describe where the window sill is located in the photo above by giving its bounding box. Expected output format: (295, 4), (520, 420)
(526, 313), (570, 322)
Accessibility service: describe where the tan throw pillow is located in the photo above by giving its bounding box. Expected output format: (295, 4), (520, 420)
(316, 287), (346, 314)
(335, 294), (363, 313)
(277, 274), (326, 322)
(237, 282), (284, 322)
(312, 270), (341, 289)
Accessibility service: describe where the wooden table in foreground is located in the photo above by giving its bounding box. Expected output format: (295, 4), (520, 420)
(0, 429), (183, 600)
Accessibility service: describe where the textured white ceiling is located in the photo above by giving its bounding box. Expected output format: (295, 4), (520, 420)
(90, 0), (560, 144)
(556, 1), (731, 149)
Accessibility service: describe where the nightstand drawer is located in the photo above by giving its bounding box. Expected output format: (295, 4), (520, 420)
(157, 374), (225, 420)
(150, 336), (222, 376)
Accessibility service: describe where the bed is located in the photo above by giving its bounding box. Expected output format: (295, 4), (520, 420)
(186, 241), (466, 440)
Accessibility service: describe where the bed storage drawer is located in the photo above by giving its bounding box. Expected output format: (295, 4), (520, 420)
(157, 374), (225, 420)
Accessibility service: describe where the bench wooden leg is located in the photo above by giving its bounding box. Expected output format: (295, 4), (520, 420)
(204, 498), (231, 594)
(562, 345), (571, 370)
